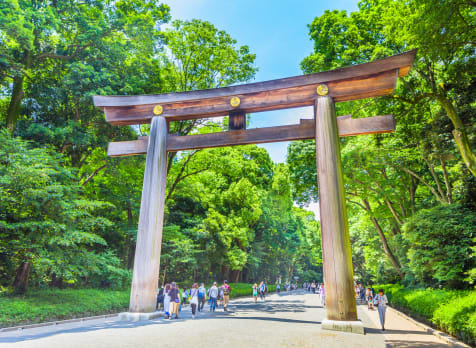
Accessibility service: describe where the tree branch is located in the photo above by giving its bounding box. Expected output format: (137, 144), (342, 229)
(81, 164), (106, 186)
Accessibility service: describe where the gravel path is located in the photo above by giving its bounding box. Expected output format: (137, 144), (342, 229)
(0, 290), (452, 348)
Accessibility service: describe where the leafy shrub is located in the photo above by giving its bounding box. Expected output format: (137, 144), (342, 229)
(376, 284), (475, 346)
(402, 204), (475, 288)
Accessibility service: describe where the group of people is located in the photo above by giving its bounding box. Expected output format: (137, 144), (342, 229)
(157, 279), (388, 331)
(303, 281), (325, 307)
(156, 280), (232, 320)
(252, 281), (268, 302)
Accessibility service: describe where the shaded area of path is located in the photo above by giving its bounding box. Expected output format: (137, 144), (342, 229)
(0, 290), (453, 348)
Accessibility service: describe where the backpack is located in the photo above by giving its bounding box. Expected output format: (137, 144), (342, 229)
(223, 285), (230, 296)
(198, 288), (205, 299)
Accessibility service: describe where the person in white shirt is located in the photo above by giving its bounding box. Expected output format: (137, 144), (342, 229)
(374, 289), (389, 330)
(208, 282), (219, 312)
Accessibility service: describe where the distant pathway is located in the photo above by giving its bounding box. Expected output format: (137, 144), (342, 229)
(0, 290), (453, 348)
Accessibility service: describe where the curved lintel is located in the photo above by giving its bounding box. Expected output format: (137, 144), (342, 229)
(94, 50), (416, 126)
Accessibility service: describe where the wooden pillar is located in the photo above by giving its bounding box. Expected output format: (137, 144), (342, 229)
(129, 116), (167, 313)
(229, 111), (246, 130)
(315, 95), (357, 321)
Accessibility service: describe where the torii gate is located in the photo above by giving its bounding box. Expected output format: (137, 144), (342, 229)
(93, 50), (415, 333)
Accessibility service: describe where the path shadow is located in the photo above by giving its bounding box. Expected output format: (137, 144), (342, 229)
(0, 318), (171, 344)
(365, 328), (433, 335)
(211, 313), (321, 325)
(385, 340), (449, 347)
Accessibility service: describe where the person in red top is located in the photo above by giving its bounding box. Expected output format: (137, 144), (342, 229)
(221, 280), (232, 311)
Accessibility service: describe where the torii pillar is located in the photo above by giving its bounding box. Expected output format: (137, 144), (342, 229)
(315, 91), (362, 333)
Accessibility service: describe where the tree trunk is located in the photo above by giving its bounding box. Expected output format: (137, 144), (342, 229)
(6, 50), (32, 132)
(13, 262), (31, 293)
(231, 270), (240, 283)
(440, 156), (453, 203)
(363, 200), (404, 279)
(437, 94), (476, 176)
(50, 273), (64, 288)
(161, 259), (168, 286)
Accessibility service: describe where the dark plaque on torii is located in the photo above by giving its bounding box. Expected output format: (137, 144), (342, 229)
(93, 50), (415, 333)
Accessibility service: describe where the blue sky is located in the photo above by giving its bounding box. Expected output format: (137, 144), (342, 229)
(164, 0), (359, 163)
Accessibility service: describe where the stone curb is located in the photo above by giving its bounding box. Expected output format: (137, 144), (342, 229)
(387, 306), (470, 348)
(0, 313), (119, 333)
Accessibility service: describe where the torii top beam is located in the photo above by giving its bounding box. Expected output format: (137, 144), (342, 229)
(93, 50), (416, 126)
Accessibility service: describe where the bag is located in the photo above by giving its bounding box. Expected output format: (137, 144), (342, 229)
(223, 286), (230, 296)
(198, 289), (205, 299)
(174, 298), (180, 303)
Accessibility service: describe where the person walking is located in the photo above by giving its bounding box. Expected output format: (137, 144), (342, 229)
(319, 284), (325, 307)
(168, 282), (180, 319)
(189, 283), (199, 319)
(208, 282), (218, 312)
(374, 289), (388, 330)
(198, 283), (207, 312)
(259, 281), (266, 301)
(217, 286), (223, 306)
(182, 286), (188, 306)
(360, 284), (366, 303)
(163, 283), (171, 319)
(366, 287), (374, 310)
(252, 283), (258, 303)
(156, 286), (164, 311)
(276, 284), (280, 293)
(311, 281), (316, 294)
(221, 280), (231, 311)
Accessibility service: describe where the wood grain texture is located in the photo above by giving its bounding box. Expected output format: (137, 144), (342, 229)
(101, 69), (399, 125)
(106, 115), (395, 156)
(94, 50), (415, 107)
(315, 96), (357, 321)
(128, 116), (167, 313)
(229, 111), (246, 130)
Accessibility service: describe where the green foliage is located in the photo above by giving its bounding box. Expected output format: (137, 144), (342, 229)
(227, 283), (276, 298)
(377, 284), (476, 346)
(0, 288), (130, 328)
(0, 130), (122, 291)
(403, 204), (475, 288)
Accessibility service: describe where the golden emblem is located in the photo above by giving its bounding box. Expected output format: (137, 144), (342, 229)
(230, 97), (241, 107)
(153, 105), (163, 115)
(316, 84), (329, 96)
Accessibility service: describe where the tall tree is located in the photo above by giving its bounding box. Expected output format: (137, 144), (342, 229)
(0, 0), (170, 131)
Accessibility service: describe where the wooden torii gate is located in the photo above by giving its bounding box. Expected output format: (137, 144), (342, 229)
(93, 50), (415, 332)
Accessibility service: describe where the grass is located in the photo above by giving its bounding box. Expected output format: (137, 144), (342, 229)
(0, 288), (130, 328)
(376, 284), (476, 346)
(0, 283), (277, 328)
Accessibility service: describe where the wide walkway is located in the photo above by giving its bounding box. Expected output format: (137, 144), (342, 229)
(0, 290), (452, 348)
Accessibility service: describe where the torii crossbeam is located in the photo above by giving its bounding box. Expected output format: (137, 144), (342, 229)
(93, 50), (416, 331)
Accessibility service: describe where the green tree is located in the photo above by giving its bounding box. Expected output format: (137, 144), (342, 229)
(0, 130), (118, 292)
(0, 0), (170, 131)
(403, 204), (476, 288)
(301, 0), (475, 175)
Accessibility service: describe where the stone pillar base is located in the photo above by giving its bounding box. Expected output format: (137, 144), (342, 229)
(322, 319), (365, 334)
(118, 312), (162, 321)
